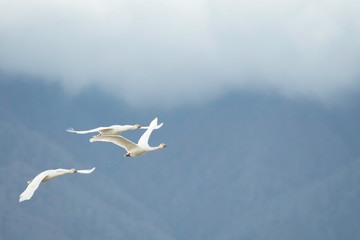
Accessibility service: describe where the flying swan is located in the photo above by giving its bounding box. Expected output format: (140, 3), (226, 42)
(66, 124), (141, 136)
(66, 122), (163, 136)
(90, 117), (166, 157)
(19, 167), (95, 202)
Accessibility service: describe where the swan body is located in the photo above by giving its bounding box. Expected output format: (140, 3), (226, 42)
(67, 124), (141, 136)
(19, 167), (95, 202)
(90, 117), (166, 157)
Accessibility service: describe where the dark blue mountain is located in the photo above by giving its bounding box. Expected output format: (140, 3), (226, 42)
(1, 76), (360, 240)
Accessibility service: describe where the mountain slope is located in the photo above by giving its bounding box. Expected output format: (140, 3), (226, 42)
(1, 78), (360, 239)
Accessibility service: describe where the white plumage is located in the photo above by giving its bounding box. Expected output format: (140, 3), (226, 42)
(66, 124), (141, 136)
(19, 167), (95, 202)
(90, 117), (166, 157)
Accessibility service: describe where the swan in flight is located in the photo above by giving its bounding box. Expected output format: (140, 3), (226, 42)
(66, 122), (163, 136)
(67, 124), (141, 136)
(19, 167), (95, 202)
(90, 117), (166, 157)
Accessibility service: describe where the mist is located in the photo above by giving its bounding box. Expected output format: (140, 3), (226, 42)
(1, 0), (360, 107)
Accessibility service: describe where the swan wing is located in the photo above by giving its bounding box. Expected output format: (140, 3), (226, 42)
(77, 167), (96, 174)
(138, 117), (158, 147)
(19, 170), (52, 202)
(140, 122), (163, 130)
(90, 135), (138, 151)
(66, 126), (113, 134)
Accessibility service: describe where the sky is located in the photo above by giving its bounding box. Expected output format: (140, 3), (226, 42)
(1, 0), (360, 107)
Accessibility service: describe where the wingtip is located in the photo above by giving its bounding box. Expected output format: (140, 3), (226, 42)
(77, 167), (96, 174)
(141, 120), (163, 130)
(153, 122), (163, 129)
(19, 196), (27, 202)
(90, 134), (101, 141)
(150, 117), (158, 126)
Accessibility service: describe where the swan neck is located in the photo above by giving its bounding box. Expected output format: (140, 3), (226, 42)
(147, 146), (162, 152)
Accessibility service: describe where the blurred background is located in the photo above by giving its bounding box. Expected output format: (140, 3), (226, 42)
(1, 0), (360, 239)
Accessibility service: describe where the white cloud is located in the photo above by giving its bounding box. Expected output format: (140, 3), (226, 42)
(0, 0), (359, 107)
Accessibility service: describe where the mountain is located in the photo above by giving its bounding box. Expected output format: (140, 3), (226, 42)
(1, 76), (360, 239)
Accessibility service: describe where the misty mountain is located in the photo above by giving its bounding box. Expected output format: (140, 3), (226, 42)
(1, 77), (360, 240)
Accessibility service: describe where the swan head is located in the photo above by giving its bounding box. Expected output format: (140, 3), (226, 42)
(71, 169), (76, 173)
(136, 124), (141, 129)
(160, 143), (167, 148)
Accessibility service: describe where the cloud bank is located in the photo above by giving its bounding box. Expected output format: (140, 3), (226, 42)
(0, 0), (359, 107)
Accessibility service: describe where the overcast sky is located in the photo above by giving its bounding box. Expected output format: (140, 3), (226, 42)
(1, 0), (359, 107)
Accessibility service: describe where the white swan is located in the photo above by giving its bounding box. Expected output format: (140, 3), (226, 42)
(67, 124), (141, 136)
(19, 167), (95, 202)
(90, 117), (166, 157)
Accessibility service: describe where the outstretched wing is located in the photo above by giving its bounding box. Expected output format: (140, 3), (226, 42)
(66, 126), (112, 134)
(90, 135), (138, 152)
(138, 117), (159, 147)
(140, 122), (163, 130)
(77, 167), (96, 174)
(19, 170), (52, 202)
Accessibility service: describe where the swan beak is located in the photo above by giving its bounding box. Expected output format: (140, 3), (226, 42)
(72, 169), (76, 173)
(162, 144), (167, 148)
(136, 124), (141, 129)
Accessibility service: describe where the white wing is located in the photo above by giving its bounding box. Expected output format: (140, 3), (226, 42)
(19, 170), (52, 202)
(66, 126), (113, 134)
(138, 117), (158, 147)
(77, 167), (96, 174)
(140, 122), (163, 130)
(90, 135), (138, 152)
